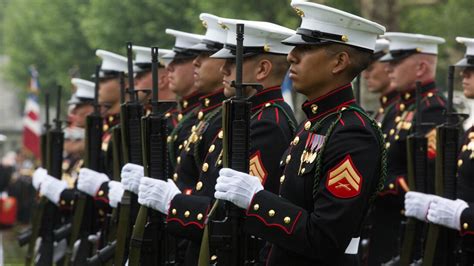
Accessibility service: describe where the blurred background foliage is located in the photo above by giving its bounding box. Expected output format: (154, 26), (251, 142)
(0, 0), (473, 101)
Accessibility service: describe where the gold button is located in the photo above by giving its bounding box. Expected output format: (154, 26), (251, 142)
(165, 112), (171, 118)
(311, 104), (318, 114)
(304, 121), (311, 130)
(184, 140), (188, 146)
(174, 135), (178, 141)
(378, 122), (382, 128)
(268, 210), (275, 217)
(284, 216), (291, 224)
(177, 156), (181, 164)
(98, 190), (104, 197)
(404, 93), (411, 100)
(378, 107), (384, 114)
(103, 124), (109, 132)
(183, 100), (188, 108)
(382, 96), (387, 104)
(99, 210), (105, 216)
(177, 114), (183, 121)
(204, 98), (210, 107)
(399, 103), (405, 111)
(280, 175), (285, 184)
(341, 107), (347, 111)
(458, 159), (463, 167)
(173, 173), (178, 181)
(109, 116), (114, 122)
(300, 168), (305, 174)
(172, 208), (177, 215)
(202, 163), (209, 172)
(462, 145), (467, 152)
(178, 144), (183, 150)
(463, 223), (469, 230)
(389, 183), (395, 190)
(293, 136), (300, 145)
(341, 35), (349, 42)
(395, 116), (401, 123)
(265, 103), (271, 107)
(253, 204), (260, 211)
(389, 129), (395, 136)
(196, 181), (203, 191)
(218, 131), (223, 139)
(60, 200), (66, 205)
(167, 136), (172, 143)
(197, 213), (203, 221)
(217, 160), (222, 165)
(285, 154), (291, 164)
(383, 133), (387, 139)
(198, 111), (204, 120)
(208, 144), (215, 153)
(70, 200), (74, 205)
(385, 142), (391, 149)
(191, 125), (197, 132)
(394, 135), (400, 140)
(184, 211), (190, 218)
(211, 255), (217, 261)
(427, 92), (434, 97)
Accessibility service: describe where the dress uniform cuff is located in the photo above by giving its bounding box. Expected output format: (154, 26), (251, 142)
(58, 189), (76, 212)
(378, 175), (406, 196)
(460, 208), (474, 236)
(93, 181), (111, 218)
(244, 190), (303, 236)
(166, 194), (212, 242)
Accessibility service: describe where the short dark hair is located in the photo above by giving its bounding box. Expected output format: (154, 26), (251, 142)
(325, 43), (372, 80)
(253, 53), (289, 83)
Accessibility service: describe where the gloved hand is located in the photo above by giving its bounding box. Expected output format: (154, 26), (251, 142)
(214, 168), (263, 209)
(39, 175), (68, 205)
(404, 191), (438, 221)
(120, 163), (144, 194)
(138, 177), (180, 214)
(77, 168), (109, 197)
(427, 197), (469, 230)
(32, 167), (47, 190)
(108, 181), (124, 208)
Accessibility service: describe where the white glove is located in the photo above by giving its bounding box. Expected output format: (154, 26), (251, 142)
(120, 163), (144, 194)
(427, 197), (469, 230)
(404, 191), (439, 221)
(77, 168), (109, 197)
(214, 168), (263, 209)
(108, 181), (124, 208)
(32, 167), (47, 190)
(39, 175), (67, 205)
(138, 177), (180, 214)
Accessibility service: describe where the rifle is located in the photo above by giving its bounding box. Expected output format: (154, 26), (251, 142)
(114, 42), (144, 265)
(399, 81), (428, 266)
(422, 66), (461, 265)
(128, 47), (170, 265)
(198, 23), (262, 266)
(353, 74), (361, 105)
(35, 85), (65, 265)
(87, 72), (126, 266)
(63, 65), (103, 266)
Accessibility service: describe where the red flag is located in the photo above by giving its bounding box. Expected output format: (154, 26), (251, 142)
(22, 66), (41, 159)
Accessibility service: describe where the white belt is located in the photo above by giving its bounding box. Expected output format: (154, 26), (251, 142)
(344, 237), (360, 254)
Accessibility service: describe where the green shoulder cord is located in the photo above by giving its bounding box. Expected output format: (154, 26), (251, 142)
(311, 106), (387, 203)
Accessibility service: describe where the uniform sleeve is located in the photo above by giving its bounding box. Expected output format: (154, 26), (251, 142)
(460, 207), (474, 236)
(93, 181), (111, 218)
(58, 189), (76, 212)
(244, 123), (381, 260)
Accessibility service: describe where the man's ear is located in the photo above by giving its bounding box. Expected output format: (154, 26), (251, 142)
(331, 51), (351, 75)
(255, 59), (273, 81)
(415, 61), (428, 78)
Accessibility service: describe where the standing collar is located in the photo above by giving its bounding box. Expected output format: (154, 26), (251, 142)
(302, 83), (355, 121)
(180, 91), (203, 114)
(380, 89), (399, 108)
(248, 86), (285, 113)
(399, 80), (437, 104)
(196, 88), (227, 120)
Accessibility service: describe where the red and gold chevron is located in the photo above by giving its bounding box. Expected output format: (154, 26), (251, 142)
(326, 155), (362, 198)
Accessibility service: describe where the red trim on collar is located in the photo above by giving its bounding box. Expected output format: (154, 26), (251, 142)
(199, 87), (225, 99)
(254, 86), (281, 97)
(303, 83), (352, 108)
(308, 99), (356, 122)
(251, 99), (284, 111)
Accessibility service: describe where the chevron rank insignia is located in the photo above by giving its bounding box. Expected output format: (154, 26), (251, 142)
(249, 151), (267, 184)
(326, 155), (362, 198)
(425, 128), (437, 159)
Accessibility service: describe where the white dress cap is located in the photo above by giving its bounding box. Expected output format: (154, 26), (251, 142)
(380, 32), (445, 62)
(190, 13), (228, 52)
(211, 18), (295, 58)
(455, 37), (474, 67)
(71, 78), (95, 100)
(375, 39), (390, 54)
(162, 29), (204, 60)
(283, 0), (385, 51)
(133, 45), (173, 70)
(96, 49), (128, 73)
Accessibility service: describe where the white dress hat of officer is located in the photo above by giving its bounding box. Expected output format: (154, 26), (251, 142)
(133, 45), (173, 72)
(455, 37), (474, 67)
(211, 18), (295, 59)
(372, 39), (390, 61)
(95, 49), (129, 79)
(282, 0), (385, 51)
(162, 29), (204, 61)
(380, 32), (445, 62)
(190, 13), (228, 53)
(68, 78), (95, 105)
